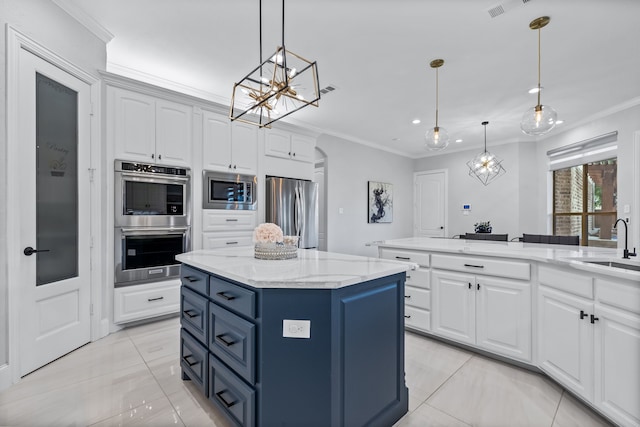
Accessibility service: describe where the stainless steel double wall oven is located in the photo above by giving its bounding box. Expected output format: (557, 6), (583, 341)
(114, 160), (191, 286)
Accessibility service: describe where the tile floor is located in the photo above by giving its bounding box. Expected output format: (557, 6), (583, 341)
(0, 316), (614, 427)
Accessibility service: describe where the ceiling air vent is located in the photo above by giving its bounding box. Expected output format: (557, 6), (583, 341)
(320, 85), (337, 95)
(488, 0), (533, 18)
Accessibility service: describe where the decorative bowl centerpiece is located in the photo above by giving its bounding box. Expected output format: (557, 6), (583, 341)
(253, 223), (298, 260)
(474, 221), (492, 233)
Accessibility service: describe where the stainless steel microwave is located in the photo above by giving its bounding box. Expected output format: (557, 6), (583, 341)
(202, 171), (257, 210)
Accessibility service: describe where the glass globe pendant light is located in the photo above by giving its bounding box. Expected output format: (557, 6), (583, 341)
(425, 59), (450, 151)
(466, 121), (506, 186)
(521, 16), (557, 136)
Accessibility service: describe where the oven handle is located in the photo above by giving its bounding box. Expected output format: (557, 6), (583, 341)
(118, 171), (190, 183)
(120, 227), (189, 235)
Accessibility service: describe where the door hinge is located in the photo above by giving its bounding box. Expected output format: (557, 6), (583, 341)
(90, 303), (94, 315)
(90, 102), (95, 116)
(88, 168), (95, 182)
(90, 235), (94, 248)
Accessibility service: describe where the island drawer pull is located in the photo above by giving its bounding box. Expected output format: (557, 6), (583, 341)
(464, 263), (485, 268)
(404, 315), (411, 319)
(216, 334), (236, 347)
(147, 296), (164, 302)
(226, 241), (239, 245)
(215, 390), (237, 408)
(216, 291), (236, 301)
(395, 256), (411, 260)
(183, 275), (199, 282)
(183, 309), (199, 318)
(225, 218), (239, 222)
(183, 354), (199, 367)
(404, 295), (411, 299)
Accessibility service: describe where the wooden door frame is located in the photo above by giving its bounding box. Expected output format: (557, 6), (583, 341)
(2, 26), (104, 389)
(413, 169), (448, 237)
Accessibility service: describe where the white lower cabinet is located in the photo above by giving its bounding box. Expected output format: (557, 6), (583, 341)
(537, 285), (594, 400)
(432, 269), (532, 362)
(114, 280), (181, 324)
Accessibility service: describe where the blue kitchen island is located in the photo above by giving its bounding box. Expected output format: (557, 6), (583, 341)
(176, 247), (411, 427)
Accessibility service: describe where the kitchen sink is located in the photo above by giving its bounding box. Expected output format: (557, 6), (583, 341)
(583, 260), (640, 272)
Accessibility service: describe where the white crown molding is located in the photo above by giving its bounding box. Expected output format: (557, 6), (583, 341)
(51, 0), (114, 43)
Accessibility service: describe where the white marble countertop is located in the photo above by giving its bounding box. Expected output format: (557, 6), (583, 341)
(176, 247), (416, 289)
(377, 237), (640, 282)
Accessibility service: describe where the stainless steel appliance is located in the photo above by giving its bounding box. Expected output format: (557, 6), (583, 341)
(115, 160), (191, 227)
(114, 160), (191, 286)
(202, 171), (257, 210)
(265, 176), (318, 249)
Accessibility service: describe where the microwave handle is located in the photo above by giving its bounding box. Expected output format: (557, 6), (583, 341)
(120, 227), (189, 235)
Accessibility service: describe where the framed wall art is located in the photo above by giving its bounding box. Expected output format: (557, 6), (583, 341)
(368, 181), (393, 223)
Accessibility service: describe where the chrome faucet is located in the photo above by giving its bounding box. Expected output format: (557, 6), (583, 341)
(614, 218), (637, 259)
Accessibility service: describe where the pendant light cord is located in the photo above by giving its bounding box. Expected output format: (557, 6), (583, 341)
(435, 67), (439, 128)
(483, 123), (487, 152)
(537, 27), (542, 106)
(281, 0), (287, 74)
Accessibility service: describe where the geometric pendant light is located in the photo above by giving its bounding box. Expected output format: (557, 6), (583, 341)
(520, 16), (557, 136)
(425, 59), (450, 150)
(466, 121), (506, 186)
(229, 0), (320, 128)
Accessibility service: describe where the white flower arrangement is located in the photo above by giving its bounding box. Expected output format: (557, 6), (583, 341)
(253, 223), (284, 244)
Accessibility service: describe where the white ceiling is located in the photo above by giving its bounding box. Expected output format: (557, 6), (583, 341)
(64, 0), (640, 157)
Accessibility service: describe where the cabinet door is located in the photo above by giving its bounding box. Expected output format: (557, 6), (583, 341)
(231, 121), (258, 173)
(538, 286), (593, 400)
(155, 99), (192, 166)
(290, 134), (315, 163)
(202, 111), (232, 172)
(431, 270), (475, 345)
(476, 276), (531, 362)
(113, 87), (156, 162)
(264, 129), (291, 159)
(594, 304), (640, 426)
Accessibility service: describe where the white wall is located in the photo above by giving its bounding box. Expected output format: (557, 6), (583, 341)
(316, 134), (414, 257)
(533, 104), (640, 250)
(413, 142), (523, 239)
(0, 0), (106, 381)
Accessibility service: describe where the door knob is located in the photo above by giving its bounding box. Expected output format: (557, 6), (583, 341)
(440, 226), (444, 229)
(23, 246), (50, 256)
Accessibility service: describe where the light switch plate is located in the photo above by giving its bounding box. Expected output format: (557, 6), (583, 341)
(282, 319), (311, 339)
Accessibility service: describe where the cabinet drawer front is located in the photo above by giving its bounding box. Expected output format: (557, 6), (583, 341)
(202, 232), (254, 249)
(405, 306), (431, 331)
(431, 254), (530, 280)
(406, 268), (430, 289)
(181, 265), (209, 296)
(210, 276), (256, 318)
(209, 354), (255, 427)
(181, 287), (208, 343)
(596, 277), (640, 314)
(379, 248), (430, 267)
(181, 329), (208, 396)
(539, 265), (593, 298)
(113, 280), (180, 324)
(202, 211), (256, 231)
(405, 285), (431, 310)
(210, 302), (256, 384)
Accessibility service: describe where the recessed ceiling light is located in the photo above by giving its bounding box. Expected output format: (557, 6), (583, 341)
(528, 86), (543, 94)
(455, 139), (463, 143)
(556, 120), (564, 124)
(412, 119), (421, 124)
(391, 137), (400, 141)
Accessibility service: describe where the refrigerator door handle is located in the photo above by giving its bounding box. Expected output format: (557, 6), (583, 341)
(294, 184), (302, 240)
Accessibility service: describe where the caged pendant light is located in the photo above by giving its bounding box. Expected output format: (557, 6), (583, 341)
(466, 121), (506, 186)
(229, 0), (320, 128)
(425, 59), (450, 151)
(520, 16), (557, 136)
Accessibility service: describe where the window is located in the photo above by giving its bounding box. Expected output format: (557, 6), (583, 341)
(552, 158), (617, 247)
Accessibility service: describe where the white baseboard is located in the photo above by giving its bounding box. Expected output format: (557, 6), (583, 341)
(0, 363), (14, 393)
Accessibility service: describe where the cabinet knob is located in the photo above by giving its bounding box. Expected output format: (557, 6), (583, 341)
(580, 310), (588, 320)
(158, 154), (162, 160)
(468, 282), (472, 289)
(151, 154), (154, 159)
(477, 283), (480, 290)
(233, 164), (237, 169)
(292, 152), (296, 157)
(590, 314), (599, 324)
(228, 164), (232, 169)
(288, 151), (291, 156)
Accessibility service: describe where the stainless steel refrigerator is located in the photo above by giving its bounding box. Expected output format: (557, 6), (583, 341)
(265, 176), (318, 249)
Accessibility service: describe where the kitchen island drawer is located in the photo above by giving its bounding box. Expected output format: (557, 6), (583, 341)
(432, 254), (530, 280)
(379, 248), (430, 267)
(209, 302), (256, 384)
(181, 265), (209, 296)
(181, 329), (208, 396)
(209, 354), (255, 427)
(210, 276), (256, 318)
(181, 287), (208, 343)
(405, 305), (431, 332)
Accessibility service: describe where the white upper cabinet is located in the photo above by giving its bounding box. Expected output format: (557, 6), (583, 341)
(110, 87), (192, 166)
(265, 128), (315, 163)
(202, 111), (257, 174)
